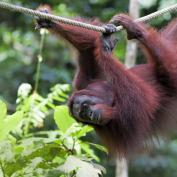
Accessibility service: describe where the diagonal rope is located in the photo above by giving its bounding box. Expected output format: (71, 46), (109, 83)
(0, 1), (177, 33)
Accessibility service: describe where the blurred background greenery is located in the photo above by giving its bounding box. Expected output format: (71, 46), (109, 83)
(1, 0), (177, 177)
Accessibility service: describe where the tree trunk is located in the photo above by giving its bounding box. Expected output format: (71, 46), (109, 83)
(125, 0), (140, 68)
(115, 0), (140, 177)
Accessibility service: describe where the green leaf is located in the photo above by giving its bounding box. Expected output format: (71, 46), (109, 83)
(0, 100), (7, 121)
(74, 125), (93, 138)
(59, 155), (102, 177)
(88, 142), (108, 153)
(80, 142), (99, 162)
(54, 105), (76, 133)
(0, 111), (23, 140)
(63, 124), (93, 138)
(0, 100), (23, 140)
(0, 141), (14, 162)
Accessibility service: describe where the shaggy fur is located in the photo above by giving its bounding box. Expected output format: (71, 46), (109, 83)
(37, 10), (177, 157)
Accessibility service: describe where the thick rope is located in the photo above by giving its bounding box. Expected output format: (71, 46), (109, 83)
(0, 1), (177, 33)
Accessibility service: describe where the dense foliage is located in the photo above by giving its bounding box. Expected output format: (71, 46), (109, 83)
(0, 93), (106, 177)
(0, 0), (177, 177)
(0, 28), (106, 176)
